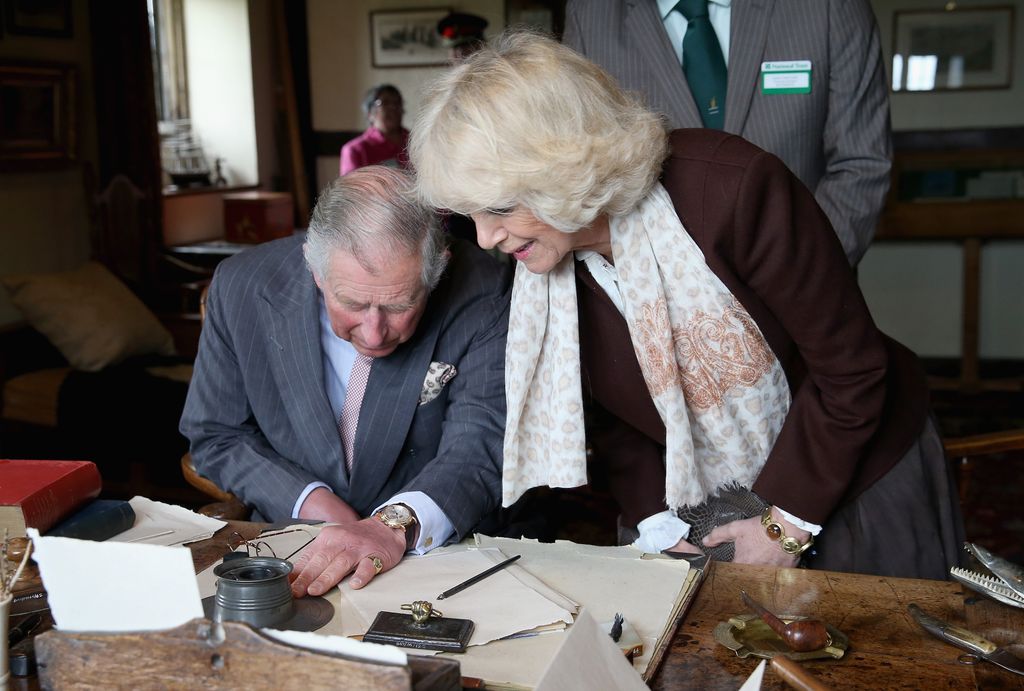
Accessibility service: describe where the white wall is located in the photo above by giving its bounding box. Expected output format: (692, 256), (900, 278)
(861, 0), (1024, 359)
(183, 0), (258, 187)
(306, 0), (505, 193)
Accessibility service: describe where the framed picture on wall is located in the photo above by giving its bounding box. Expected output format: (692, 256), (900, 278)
(0, 62), (77, 170)
(3, 0), (73, 39)
(506, 0), (566, 38)
(892, 6), (1014, 92)
(370, 8), (451, 68)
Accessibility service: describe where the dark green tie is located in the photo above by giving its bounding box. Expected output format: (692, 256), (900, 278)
(675, 0), (727, 129)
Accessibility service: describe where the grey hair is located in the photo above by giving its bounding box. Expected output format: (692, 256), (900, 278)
(304, 166), (448, 290)
(410, 30), (669, 232)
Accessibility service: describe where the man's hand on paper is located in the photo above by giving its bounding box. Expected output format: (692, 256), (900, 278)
(702, 512), (803, 568)
(297, 487), (360, 525)
(289, 517), (406, 597)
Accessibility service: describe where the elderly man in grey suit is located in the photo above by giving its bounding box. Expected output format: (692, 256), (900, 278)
(563, 0), (891, 266)
(180, 166), (511, 596)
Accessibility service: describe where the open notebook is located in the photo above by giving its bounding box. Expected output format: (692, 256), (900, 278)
(439, 536), (707, 688)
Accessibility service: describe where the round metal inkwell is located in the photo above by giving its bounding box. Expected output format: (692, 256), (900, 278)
(201, 556), (333, 632)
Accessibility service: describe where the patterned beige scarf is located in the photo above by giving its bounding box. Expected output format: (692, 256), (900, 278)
(502, 183), (791, 510)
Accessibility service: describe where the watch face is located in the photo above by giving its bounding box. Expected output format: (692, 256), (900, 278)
(381, 503), (414, 526)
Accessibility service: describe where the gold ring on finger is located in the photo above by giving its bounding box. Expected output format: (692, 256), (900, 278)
(369, 555), (384, 574)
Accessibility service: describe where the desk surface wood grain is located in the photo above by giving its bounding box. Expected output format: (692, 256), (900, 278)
(651, 561), (1024, 690)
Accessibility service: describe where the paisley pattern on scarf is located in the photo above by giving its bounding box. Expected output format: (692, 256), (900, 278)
(502, 183), (791, 510)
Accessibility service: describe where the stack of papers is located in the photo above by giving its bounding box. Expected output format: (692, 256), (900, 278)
(110, 497), (226, 546)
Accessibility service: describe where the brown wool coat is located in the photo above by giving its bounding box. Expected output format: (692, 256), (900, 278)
(578, 129), (927, 527)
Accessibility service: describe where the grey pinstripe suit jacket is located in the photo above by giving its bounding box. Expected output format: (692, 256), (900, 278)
(180, 235), (511, 537)
(563, 0), (892, 265)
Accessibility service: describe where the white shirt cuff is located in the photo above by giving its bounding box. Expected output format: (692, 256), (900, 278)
(774, 506), (822, 536)
(293, 481), (332, 519)
(632, 510), (691, 553)
(377, 491), (454, 555)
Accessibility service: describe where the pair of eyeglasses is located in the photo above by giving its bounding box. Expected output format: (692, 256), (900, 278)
(373, 99), (404, 112)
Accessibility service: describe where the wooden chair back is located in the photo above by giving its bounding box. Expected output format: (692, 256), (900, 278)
(944, 428), (1024, 505)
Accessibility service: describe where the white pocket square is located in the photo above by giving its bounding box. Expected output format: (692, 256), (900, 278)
(419, 361), (457, 405)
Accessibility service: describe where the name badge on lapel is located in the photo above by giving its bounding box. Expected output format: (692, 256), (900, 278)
(761, 60), (812, 94)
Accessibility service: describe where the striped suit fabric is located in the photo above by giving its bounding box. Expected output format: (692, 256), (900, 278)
(181, 235), (511, 537)
(563, 0), (892, 265)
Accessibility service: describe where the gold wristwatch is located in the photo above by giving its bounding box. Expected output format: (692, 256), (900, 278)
(761, 507), (813, 556)
(374, 503), (418, 550)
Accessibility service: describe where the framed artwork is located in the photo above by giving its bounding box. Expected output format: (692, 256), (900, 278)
(892, 6), (1014, 92)
(0, 62), (77, 170)
(370, 8), (451, 68)
(3, 0), (73, 39)
(506, 0), (566, 38)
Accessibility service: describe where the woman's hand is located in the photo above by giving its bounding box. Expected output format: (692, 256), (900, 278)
(702, 510), (807, 568)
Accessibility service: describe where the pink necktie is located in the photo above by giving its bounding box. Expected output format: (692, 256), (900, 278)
(340, 354), (373, 470)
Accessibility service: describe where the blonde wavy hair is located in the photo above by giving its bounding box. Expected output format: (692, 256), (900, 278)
(410, 30), (669, 232)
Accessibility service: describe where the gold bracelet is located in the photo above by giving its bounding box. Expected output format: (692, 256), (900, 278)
(761, 508), (814, 556)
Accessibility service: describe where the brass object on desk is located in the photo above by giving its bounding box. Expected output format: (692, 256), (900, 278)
(363, 600), (474, 653)
(402, 600), (444, 624)
(714, 613), (848, 661)
(740, 591), (831, 652)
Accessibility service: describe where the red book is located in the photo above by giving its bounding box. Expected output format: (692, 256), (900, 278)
(0, 460), (102, 537)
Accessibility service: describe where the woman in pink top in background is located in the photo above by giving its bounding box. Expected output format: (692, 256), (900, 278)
(340, 85), (409, 175)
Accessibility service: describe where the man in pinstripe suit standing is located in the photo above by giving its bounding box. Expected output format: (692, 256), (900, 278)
(563, 0), (892, 265)
(181, 167), (511, 595)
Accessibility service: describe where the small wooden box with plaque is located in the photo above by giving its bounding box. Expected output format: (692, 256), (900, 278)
(223, 191), (294, 244)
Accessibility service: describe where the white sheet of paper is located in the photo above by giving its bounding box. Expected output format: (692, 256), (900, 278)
(262, 628), (407, 666)
(28, 528), (204, 632)
(111, 497), (226, 546)
(535, 608), (648, 691)
(343, 548), (574, 647)
(738, 659), (766, 691)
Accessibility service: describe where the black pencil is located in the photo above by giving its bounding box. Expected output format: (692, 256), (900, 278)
(436, 554), (522, 600)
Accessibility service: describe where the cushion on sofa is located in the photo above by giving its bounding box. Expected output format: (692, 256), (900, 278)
(1, 262), (176, 372)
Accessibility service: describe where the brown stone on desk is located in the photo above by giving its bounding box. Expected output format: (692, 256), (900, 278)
(223, 191), (294, 244)
(35, 618), (461, 690)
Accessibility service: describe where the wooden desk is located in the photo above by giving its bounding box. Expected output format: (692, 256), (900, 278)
(651, 561), (1024, 690)
(21, 526), (1021, 689)
(196, 525), (1024, 689)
